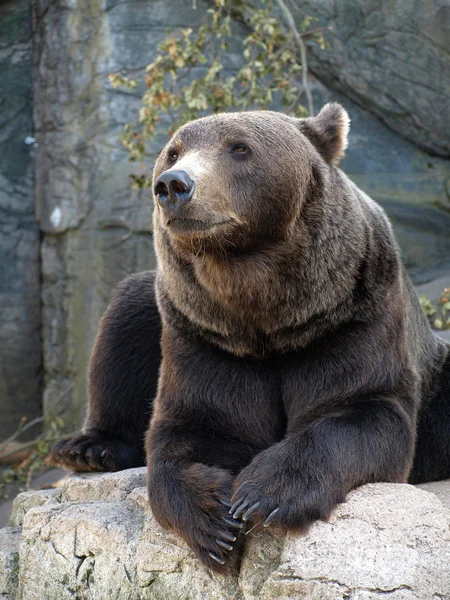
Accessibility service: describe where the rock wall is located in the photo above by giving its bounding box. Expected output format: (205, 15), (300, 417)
(34, 0), (171, 427)
(0, 0), (41, 438)
(1, 470), (450, 599)
(296, 0), (450, 157)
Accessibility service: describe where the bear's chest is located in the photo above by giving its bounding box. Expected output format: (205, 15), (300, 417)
(157, 247), (351, 358)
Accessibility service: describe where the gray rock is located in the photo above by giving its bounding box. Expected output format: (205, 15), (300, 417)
(295, 0), (450, 157)
(416, 276), (450, 305)
(9, 488), (62, 529)
(242, 484), (450, 600)
(435, 330), (450, 344)
(18, 499), (241, 600)
(1, 469), (449, 599)
(0, 527), (21, 600)
(61, 467), (147, 502)
(0, 0), (42, 438)
(418, 478), (450, 512)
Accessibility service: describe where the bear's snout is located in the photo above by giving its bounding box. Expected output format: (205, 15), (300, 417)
(154, 169), (196, 214)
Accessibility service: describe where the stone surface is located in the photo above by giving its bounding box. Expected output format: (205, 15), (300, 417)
(8, 488), (62, 529)
(418, 478), (450, 511)
(1, 470), (449, 599)
(0, 0), (41, 438)
(416, 275), (450, 305)
(0, 527), (21, 600)
(295, 0), (450, 157)
(241, 484), (450, 600)
(17, 490), (241, 600)
(60, 467), (146, 503)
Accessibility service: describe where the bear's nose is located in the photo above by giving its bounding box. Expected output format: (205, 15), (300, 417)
(154, 170), (195, 213)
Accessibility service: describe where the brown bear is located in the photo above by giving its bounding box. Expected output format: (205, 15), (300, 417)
(50, 104), (450, 574)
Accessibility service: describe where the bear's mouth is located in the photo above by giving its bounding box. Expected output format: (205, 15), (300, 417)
(166, 217), (234, 234)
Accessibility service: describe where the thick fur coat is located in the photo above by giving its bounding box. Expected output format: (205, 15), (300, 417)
(50, 104), (450, 573)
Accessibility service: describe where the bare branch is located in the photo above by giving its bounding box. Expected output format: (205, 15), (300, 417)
(0, 383), (75, 459)
(117, 66), (148, 75)
(0, 430), (80, 463)
(0, 416), (45, 456)
(300, 26), (332, 38)
(0, 435), (45, 462)
(274, 0), (314, 115)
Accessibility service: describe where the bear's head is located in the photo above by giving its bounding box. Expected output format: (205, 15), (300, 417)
(152, 103), (350, 256)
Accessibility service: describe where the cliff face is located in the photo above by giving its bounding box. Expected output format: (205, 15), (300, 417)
(0, 0), (449, 433)
(33, 0), (156, 429)
(296, 0), (450, 158)
(0, 0), (41, 439)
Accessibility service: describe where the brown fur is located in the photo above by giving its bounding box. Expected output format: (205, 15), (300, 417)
(49, 104), (450, 575)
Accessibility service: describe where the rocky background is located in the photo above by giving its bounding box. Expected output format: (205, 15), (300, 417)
(1, 0), (450, 436)
(0, 0), (41, 439)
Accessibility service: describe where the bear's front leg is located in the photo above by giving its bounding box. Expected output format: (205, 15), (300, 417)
(48, 272), (161, 472)
(147, 433), (243, 573)
(146, 326), (283, 572)
(230, 398), (415, 530)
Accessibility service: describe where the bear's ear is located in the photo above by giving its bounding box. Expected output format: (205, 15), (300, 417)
(298, 103), (350, 165)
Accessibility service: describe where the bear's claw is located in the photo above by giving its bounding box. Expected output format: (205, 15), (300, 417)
(263, 507), (280, 527)
(242, 502), (261, 521)
(48, 433), (143, 472)
(230, 499), (250, 519)
(222, 516), (244, 529)
(230, 480), (249, 501)
(208, 552), (226, 566)
(215, 538), (233, 551)
(217, 530), (237, 543)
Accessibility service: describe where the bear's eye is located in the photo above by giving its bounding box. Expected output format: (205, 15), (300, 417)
(168, 149), (178, 162)
(231, 144), (248, 155)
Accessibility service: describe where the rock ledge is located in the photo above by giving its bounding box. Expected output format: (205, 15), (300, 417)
(1, 469), (449, 600)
